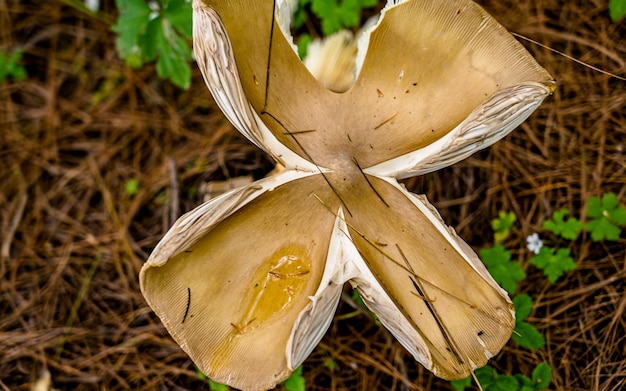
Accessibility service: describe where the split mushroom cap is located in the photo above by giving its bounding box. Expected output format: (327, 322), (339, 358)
(140, 0), (555, 390)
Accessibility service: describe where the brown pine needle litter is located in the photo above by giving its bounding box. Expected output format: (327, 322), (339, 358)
(1, 0), (624, 390)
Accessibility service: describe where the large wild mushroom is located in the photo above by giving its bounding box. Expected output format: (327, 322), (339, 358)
(140, 0), (555, 389)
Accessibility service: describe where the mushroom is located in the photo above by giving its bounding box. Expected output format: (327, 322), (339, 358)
(140, 0), (555, 390)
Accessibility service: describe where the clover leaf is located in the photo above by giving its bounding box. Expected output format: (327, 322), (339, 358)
(586, 193), (626, 241)
(530, 247), (575, 283)
(480, 243), (526, 295)
(542, 208), (583, 240)
(512, 294), (545, 349)
(531, 362), (552, 389)
(452, 362), (552, 391)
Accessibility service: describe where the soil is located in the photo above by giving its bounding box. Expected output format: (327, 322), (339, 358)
(1, 0), (624, 390)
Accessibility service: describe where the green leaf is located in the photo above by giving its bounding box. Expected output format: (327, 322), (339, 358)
(282, 366), (305, 391)
(542, 209), (583, 240)
(586, 193), (626, 241)
(475, 366), (498, 388)
(0, 50), (28, 82)
(480, 244), (526, 294)
(163, 0), (192, 39)
(530, 247), (576, 283)
(113, 0), (192, 88)
(532, 362), (552, 389)
(491, 211), (517, 243)
(512, 295), (545, 350)
(450, 376), (472, 391)
(292, 0), (311, 29)
(112, 0), (152, 63)
(610, 0), (626, 21)
(513, 294), (533, 322)
(311, 0), (376, 35)
(125, 178), (139, 196)
(513, 320), (545, 349)
(514, 374), (533, 388)
(208, 379), (229, 391)
(491, 375), (520, 391)
(297, 33), (313, 59)
(155, 26), (192, 88)
(196, 366), (229, 390)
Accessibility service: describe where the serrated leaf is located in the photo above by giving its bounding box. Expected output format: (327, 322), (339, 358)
(113, 0), (192, 88)
(532, 362), (552, 389)
(163, 0), (192, 38)
(610, 0), (626, 22)
(530, 247), (575, 283)
(112, 0), (152, 62)
(153, 18), (192, 88)
(513, 294), (533, 322)
(142, 16), (161, 61)
(513, 320), (545, 349)
(480, 244), (525, 294)
(282, 366), (305, 391)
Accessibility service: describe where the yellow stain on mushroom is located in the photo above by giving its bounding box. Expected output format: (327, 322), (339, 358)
(233, 246), (312, 335)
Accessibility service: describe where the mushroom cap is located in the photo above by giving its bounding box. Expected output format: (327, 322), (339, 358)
(140, 0), (555, 389)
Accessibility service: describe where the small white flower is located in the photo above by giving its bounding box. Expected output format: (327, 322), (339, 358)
(84, 0), (99, 12)
(526, 233), (543, 254)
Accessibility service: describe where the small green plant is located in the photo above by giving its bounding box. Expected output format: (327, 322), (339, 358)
(310, 0), (378, 35)
(282, 366), (306, 391)
(479, 243), (525, 295)
(124, 177), (140, 196)
(609, 0), (626, 22)
(586, 193), (626, 241)
(0, 49), (27, 82)
(511, 294), (545, 349)
(491, 211), (517, 243)
(454, 192), (623, 390)
(291, 0), (378, 58)
(530, 247), (576, 283)
(196, 365), (305, 391)
(112, 0), (192, 89)
(452, 362), (552, 391)
(542, 209), (583, 240)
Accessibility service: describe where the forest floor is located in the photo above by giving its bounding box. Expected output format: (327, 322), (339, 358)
(1, 0), (624, 390)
